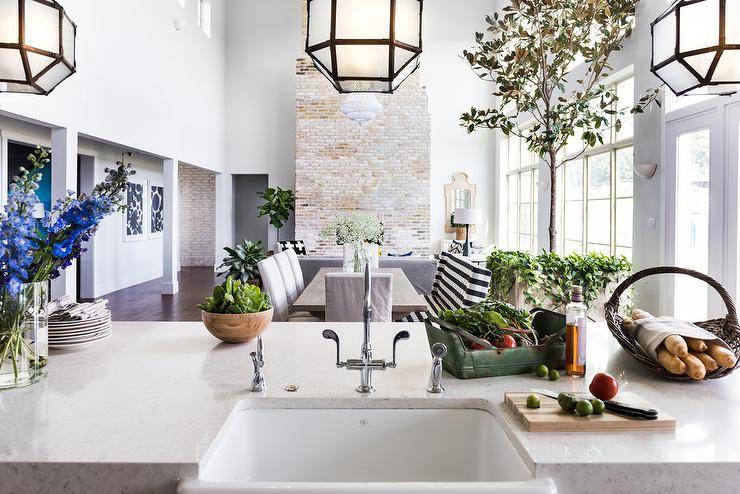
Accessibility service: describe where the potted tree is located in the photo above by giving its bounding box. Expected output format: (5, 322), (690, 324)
(257, 187), (295, 243)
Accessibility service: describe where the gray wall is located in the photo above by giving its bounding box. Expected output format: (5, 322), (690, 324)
(234, 175), (270, 250)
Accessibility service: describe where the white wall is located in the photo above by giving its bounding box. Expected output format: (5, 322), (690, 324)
(224, 0), (497, 252)
(0, 0), (227, 173)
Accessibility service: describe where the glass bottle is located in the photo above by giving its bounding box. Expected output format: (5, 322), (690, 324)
(565, 285), (587, 377)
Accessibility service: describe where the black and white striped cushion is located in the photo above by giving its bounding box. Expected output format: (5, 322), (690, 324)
(398, 253), (491, 322)
(278, 240), (307, 255)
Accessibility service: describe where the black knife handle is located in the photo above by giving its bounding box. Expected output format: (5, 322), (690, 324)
(604, 402), (658, 420)
(605, 399), (658, 416)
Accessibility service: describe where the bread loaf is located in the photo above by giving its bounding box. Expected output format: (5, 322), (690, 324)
(707, 344), (737, 368)
(664, 335), (689, 358)
(691, 352), (719, 372)
(685, 337), (708, 352)
(678, 353), (706, 380)
(657, 346), (687, 375)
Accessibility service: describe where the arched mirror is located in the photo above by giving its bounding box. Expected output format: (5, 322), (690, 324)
(444, 172), (477, 233)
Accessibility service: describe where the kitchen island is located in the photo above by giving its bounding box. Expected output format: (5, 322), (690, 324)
(1, 320), (739, 493)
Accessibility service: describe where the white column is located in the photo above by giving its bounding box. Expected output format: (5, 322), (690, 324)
(162, 158), (179, 294)
(51, 127), (78, 300)
(214, 172), (234, 270)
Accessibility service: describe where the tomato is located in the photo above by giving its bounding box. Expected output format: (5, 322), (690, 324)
(494, 334), (517, 348)
(589, 372), (619, 401)
(468, 341), (488, 351)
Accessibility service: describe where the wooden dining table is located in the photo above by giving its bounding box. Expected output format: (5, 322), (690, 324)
(292, 267), (428, 320)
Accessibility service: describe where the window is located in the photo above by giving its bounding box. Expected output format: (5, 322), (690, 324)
(556, 75), (636, 260)
(197, 0), (211, 38)
(504, 133), (539, 253)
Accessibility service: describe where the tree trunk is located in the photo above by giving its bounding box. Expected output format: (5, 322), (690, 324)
(548, 149), (558, 252)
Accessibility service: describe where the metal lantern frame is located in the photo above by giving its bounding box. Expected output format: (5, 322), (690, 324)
(305, 0), (423, 94)
(0, 0), (77, 95)
(651, 0), (740, 96)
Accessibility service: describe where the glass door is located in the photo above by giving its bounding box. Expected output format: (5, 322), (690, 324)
(665, 111), (724, 320)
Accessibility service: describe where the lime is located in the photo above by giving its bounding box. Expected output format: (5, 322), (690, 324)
(575, 399), (594, 417)
(557, 392), (578, 412)
(526, 394), (541, 409)
(548, 369), (560, 381)
(591, 399), (606, 415)
(535, 364), (549, 378)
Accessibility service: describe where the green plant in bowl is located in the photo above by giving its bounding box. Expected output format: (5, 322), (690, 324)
(218, 239), (267, 284)
(199, 277), (274, 343)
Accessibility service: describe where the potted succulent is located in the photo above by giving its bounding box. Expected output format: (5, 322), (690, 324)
(451, 213), (466, 241)
(198, 276), (273, 344)
(218, 239), (267, 285)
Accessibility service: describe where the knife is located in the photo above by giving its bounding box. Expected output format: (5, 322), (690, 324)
(530, 388), (659, 420)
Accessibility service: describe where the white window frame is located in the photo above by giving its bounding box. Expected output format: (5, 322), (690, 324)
(197, 0), (211, 38)
(503, 129), (539, 253)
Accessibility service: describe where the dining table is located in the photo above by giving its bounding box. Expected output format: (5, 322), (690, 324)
(292, 267), (428, 321)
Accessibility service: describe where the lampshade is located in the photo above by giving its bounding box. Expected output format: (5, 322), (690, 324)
(340, 93), (384, 124)
(453, 208), (483, 226)
(0, 0), (76, 95)
(651, 0), (740, 96)
(305, 0), (423, 94)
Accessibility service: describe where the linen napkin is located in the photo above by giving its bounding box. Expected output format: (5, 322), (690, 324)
(627, 316), (726, 359)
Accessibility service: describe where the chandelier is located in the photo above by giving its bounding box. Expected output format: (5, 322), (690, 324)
(0, 0), (77, 95)
(305, 0), (423, 94)
(651, 0), (740, 96)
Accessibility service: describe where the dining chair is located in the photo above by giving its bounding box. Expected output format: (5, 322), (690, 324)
(325, 272), (393, 322)
(258, 257), (290, 322)
(285, 249), (305, 293)
(399, 252), (491, 322)
(274, 251), (298, 305)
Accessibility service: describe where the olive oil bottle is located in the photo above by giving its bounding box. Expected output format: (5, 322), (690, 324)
(565, 285), (587, 377)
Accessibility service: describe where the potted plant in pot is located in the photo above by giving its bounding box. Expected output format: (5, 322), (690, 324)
(199, 276), (273, 344)
(257, 187), (295, 244)
(218, 239), (267, 286)
(0, 147), (134, 389)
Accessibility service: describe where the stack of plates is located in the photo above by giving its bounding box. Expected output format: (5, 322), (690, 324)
(49, 302), (112, 348)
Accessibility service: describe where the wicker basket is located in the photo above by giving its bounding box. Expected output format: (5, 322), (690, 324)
(604, 266), (740, 381)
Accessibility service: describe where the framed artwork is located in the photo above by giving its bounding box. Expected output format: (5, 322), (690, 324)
(124, 180), (146, 241)
(149, 182), (164, 238)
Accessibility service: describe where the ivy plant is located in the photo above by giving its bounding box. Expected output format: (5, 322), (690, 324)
(461, 0), (659, 251)
(486, 249), (631, 310)
(257, 187), (295, 242)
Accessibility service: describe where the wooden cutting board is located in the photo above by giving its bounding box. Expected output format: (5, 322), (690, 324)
(504, 392), (676, 432)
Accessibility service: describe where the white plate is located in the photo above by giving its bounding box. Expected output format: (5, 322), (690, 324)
(49, 312), (111, 327)
(50, 328), (112, 344)
(50, 319), (111, 331)
(49, 325), (112, 339)
(50, 321), (111, 335)
(49, 332), (111, 348)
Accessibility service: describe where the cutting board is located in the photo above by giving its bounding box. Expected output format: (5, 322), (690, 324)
(504, 392), (676, 432)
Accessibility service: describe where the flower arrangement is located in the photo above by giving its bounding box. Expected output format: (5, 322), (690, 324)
(320, 212), (384, 246)
(0, 146), (134, 388)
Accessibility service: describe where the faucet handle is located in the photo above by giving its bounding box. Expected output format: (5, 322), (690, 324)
(387, 330), (410, 368)
(323, 329), (345, 368)
(255, 337), (264, 367)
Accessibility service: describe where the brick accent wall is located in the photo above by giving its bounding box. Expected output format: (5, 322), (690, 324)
(179, 164), (216, 267)
(295, 60), (432, 255)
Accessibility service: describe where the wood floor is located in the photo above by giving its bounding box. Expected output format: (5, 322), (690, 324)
(87, 267), (221, 322)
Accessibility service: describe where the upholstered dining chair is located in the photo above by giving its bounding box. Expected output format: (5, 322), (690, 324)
(274, 251), (298, 305)
(284, 249), (305, 293)
(325, 272), (393, 322)
(258, 256), (318, 322)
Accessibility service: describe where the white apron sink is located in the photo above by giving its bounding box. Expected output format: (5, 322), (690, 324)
(179, 401), (555, 494)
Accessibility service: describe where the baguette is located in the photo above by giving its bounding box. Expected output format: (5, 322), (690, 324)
(707, 344), (737, 368)
(678, 353), (706, 380)
(631, 309), (654, 320)
(685, 337), (708, 352)
(691, 352), (719, 372)
(656, 346), (687, 375)
(664, 334), (689, 357)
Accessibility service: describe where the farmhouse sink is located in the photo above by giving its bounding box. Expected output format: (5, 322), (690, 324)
(178, 401), (556, 494)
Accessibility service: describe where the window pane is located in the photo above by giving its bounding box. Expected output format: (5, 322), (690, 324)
(509, 136), (520, 171)
(564, 240), (583, 255)
(588, 153), (611, 199)
(520, 203), (531, 234)
(532, 236), (538, 253)
(508, 207), (518, 235)
(520, 171), (531, 203)
(587, 199), (611, 244)
(616, 198), (633, 247)
(522, 141), (533, 168)
(587, 243), (611, 255)
(565, 160), (583, 200)
(508, 175), (518, 204)
(564, 201), (584, 240)
(566, 128), (584, 156)
(675, 129), (710, 321)
(616, 247), (633, 261)
(616, 147), (634, 197)
(616, 78), (634, 141)
(520, 234), (530, 251)
(508, 232), (518, 250)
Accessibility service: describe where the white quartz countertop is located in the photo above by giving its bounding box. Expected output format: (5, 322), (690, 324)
(1, 319), (739, 493)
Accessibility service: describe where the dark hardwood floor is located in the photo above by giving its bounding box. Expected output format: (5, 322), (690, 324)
(85, 267), (221, 322)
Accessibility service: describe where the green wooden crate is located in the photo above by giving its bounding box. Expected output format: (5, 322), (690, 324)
(425, 308), (566, 379)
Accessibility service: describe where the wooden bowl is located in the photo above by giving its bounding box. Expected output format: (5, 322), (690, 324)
(201, 308), (274, 344)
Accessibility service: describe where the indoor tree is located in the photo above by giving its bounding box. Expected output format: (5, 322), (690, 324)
(461, 0), (658, 251)
(257, 187), (295, 242)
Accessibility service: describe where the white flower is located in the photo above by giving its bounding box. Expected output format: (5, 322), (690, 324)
(321, 212), (384, 246)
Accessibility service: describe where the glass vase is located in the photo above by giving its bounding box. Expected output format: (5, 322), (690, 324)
(342, 243), (368, 273)
(0, 282), (49, 390)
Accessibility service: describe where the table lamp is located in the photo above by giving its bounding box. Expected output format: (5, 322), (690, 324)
(453, 208), (483, 256)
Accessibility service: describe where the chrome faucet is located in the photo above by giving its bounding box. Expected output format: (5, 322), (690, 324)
(323, 259), (410, 394)
(427, 343), (447, 394)
(249, 337), (266, 392)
